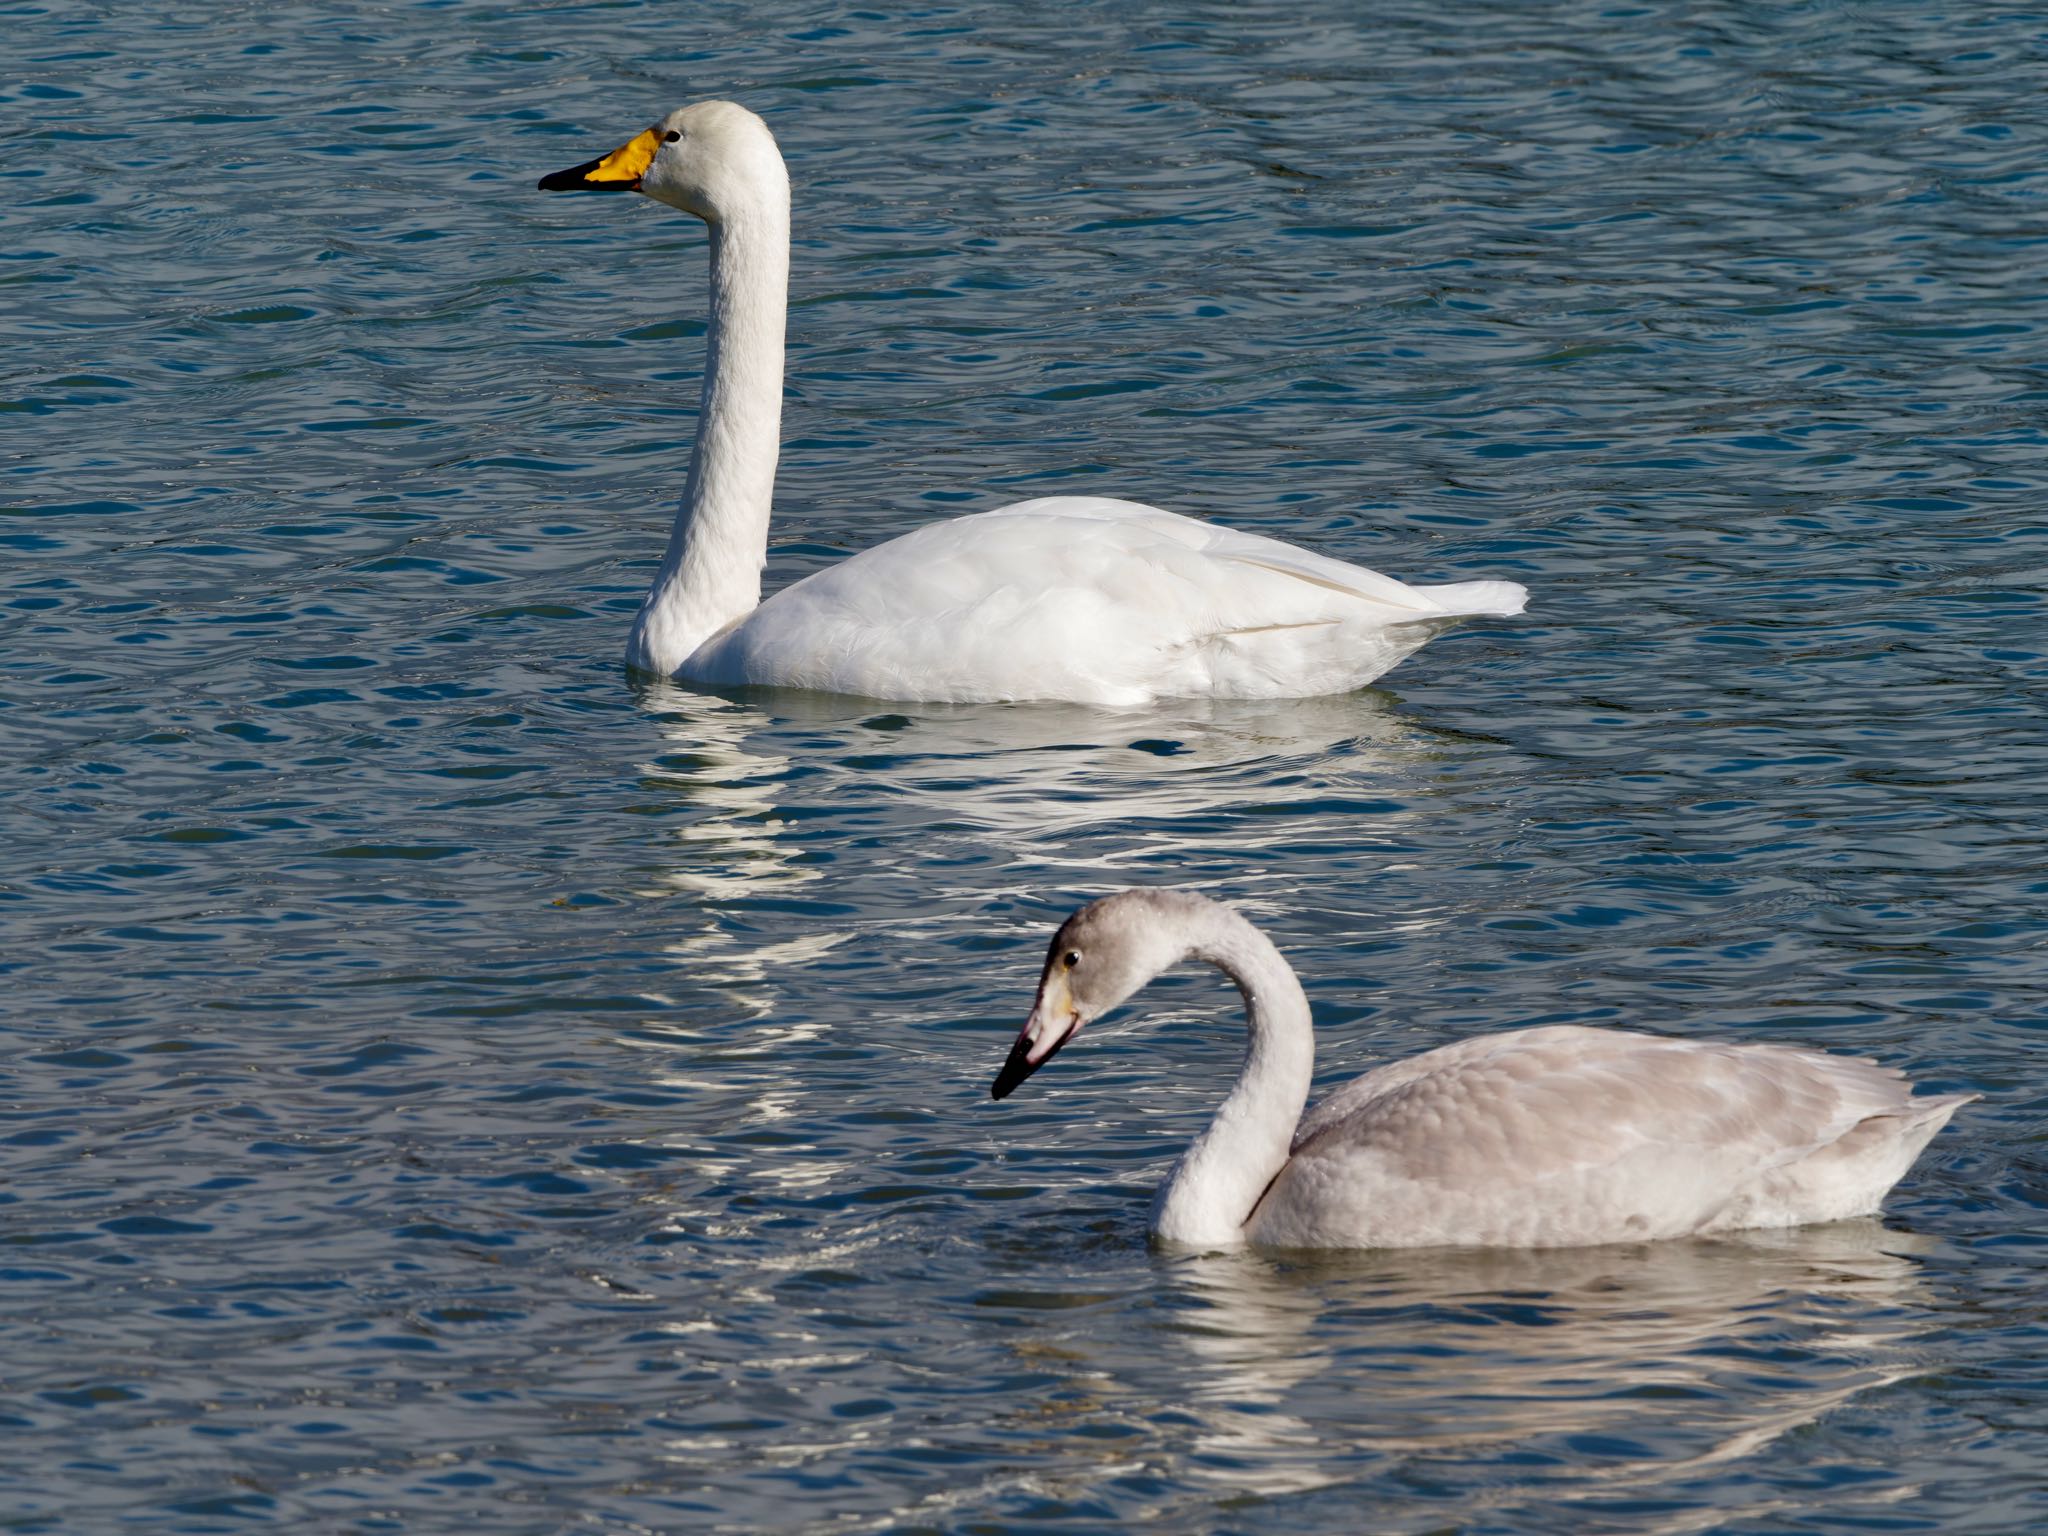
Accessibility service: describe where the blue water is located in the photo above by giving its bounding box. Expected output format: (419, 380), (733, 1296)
(6, 1), (2046, 1530)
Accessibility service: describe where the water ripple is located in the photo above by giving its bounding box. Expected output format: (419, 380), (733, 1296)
(2, 0), (2044, 1531)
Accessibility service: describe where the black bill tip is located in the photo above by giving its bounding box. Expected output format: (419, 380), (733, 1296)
(990, 1035), (1035, 1101)
(538, 156), (631, 192)
(990, 1025), (1072, 1101)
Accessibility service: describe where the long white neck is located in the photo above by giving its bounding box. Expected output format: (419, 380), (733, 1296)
(626, 189), (790, 677)
(1149, 906), (1316, 1249)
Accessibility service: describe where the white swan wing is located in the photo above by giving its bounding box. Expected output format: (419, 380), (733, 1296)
(688, 497), (1525, 704)
(1260, 1026), (1950, 1248)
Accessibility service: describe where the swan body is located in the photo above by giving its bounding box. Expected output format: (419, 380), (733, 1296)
(992, 890), (1973, 1250)
(692, 496), (1526, 705)
(541, 102), (1526, 705)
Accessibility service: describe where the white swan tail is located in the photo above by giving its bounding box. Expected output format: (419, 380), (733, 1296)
(1414, 579), (1529, 618)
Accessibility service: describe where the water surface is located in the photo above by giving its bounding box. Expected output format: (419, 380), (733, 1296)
(4, 1), (2045, 1530)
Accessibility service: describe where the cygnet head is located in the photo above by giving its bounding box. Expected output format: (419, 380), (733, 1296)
(538, 100), (787, 224)
(991, 890), (1216, 1101)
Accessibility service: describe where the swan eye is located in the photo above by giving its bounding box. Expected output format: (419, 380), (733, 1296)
(664, 130), (682, 143)
(1062, 950), (1080, 970)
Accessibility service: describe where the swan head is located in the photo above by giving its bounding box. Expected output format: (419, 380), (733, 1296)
(991, 890), (1215, 1100)
(538, 100), (787, 224)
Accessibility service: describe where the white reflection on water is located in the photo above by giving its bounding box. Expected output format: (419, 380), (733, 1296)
(756, 684), (1419, 846)
(1158, 1222), (1933, 1528)
(639, 696), (809, 903)
(633, 679), (1424, 902)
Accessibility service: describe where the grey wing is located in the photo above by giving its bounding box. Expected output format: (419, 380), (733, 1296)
(1290, 1025), (1917, 1182)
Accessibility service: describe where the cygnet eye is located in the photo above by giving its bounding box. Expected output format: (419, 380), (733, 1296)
(1062, 950), (1080, 970)
(664, 129), (682, 143)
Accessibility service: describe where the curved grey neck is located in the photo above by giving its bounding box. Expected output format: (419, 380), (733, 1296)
(626, 194), (790, 677)
(1149, 905), (1315, 1249)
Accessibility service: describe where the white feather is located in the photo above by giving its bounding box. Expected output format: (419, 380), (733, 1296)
(695, 496), (1525, 705)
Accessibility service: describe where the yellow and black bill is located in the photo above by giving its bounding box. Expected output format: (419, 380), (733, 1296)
(538, 126), (661, 192)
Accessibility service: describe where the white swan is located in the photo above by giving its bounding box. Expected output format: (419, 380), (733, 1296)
(992, 890), (1974, 1249)
(540, 102), (1527, 706)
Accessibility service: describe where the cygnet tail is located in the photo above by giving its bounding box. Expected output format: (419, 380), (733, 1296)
(1836, 1090), (1979, 1211)
(1897, 1091), (1979, 1140)
(1409, 579), (1529, 619)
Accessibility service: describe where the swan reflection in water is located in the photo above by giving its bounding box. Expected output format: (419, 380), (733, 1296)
(634, 677), (1425, 868)
(1158, 1222), (1934, 1523)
